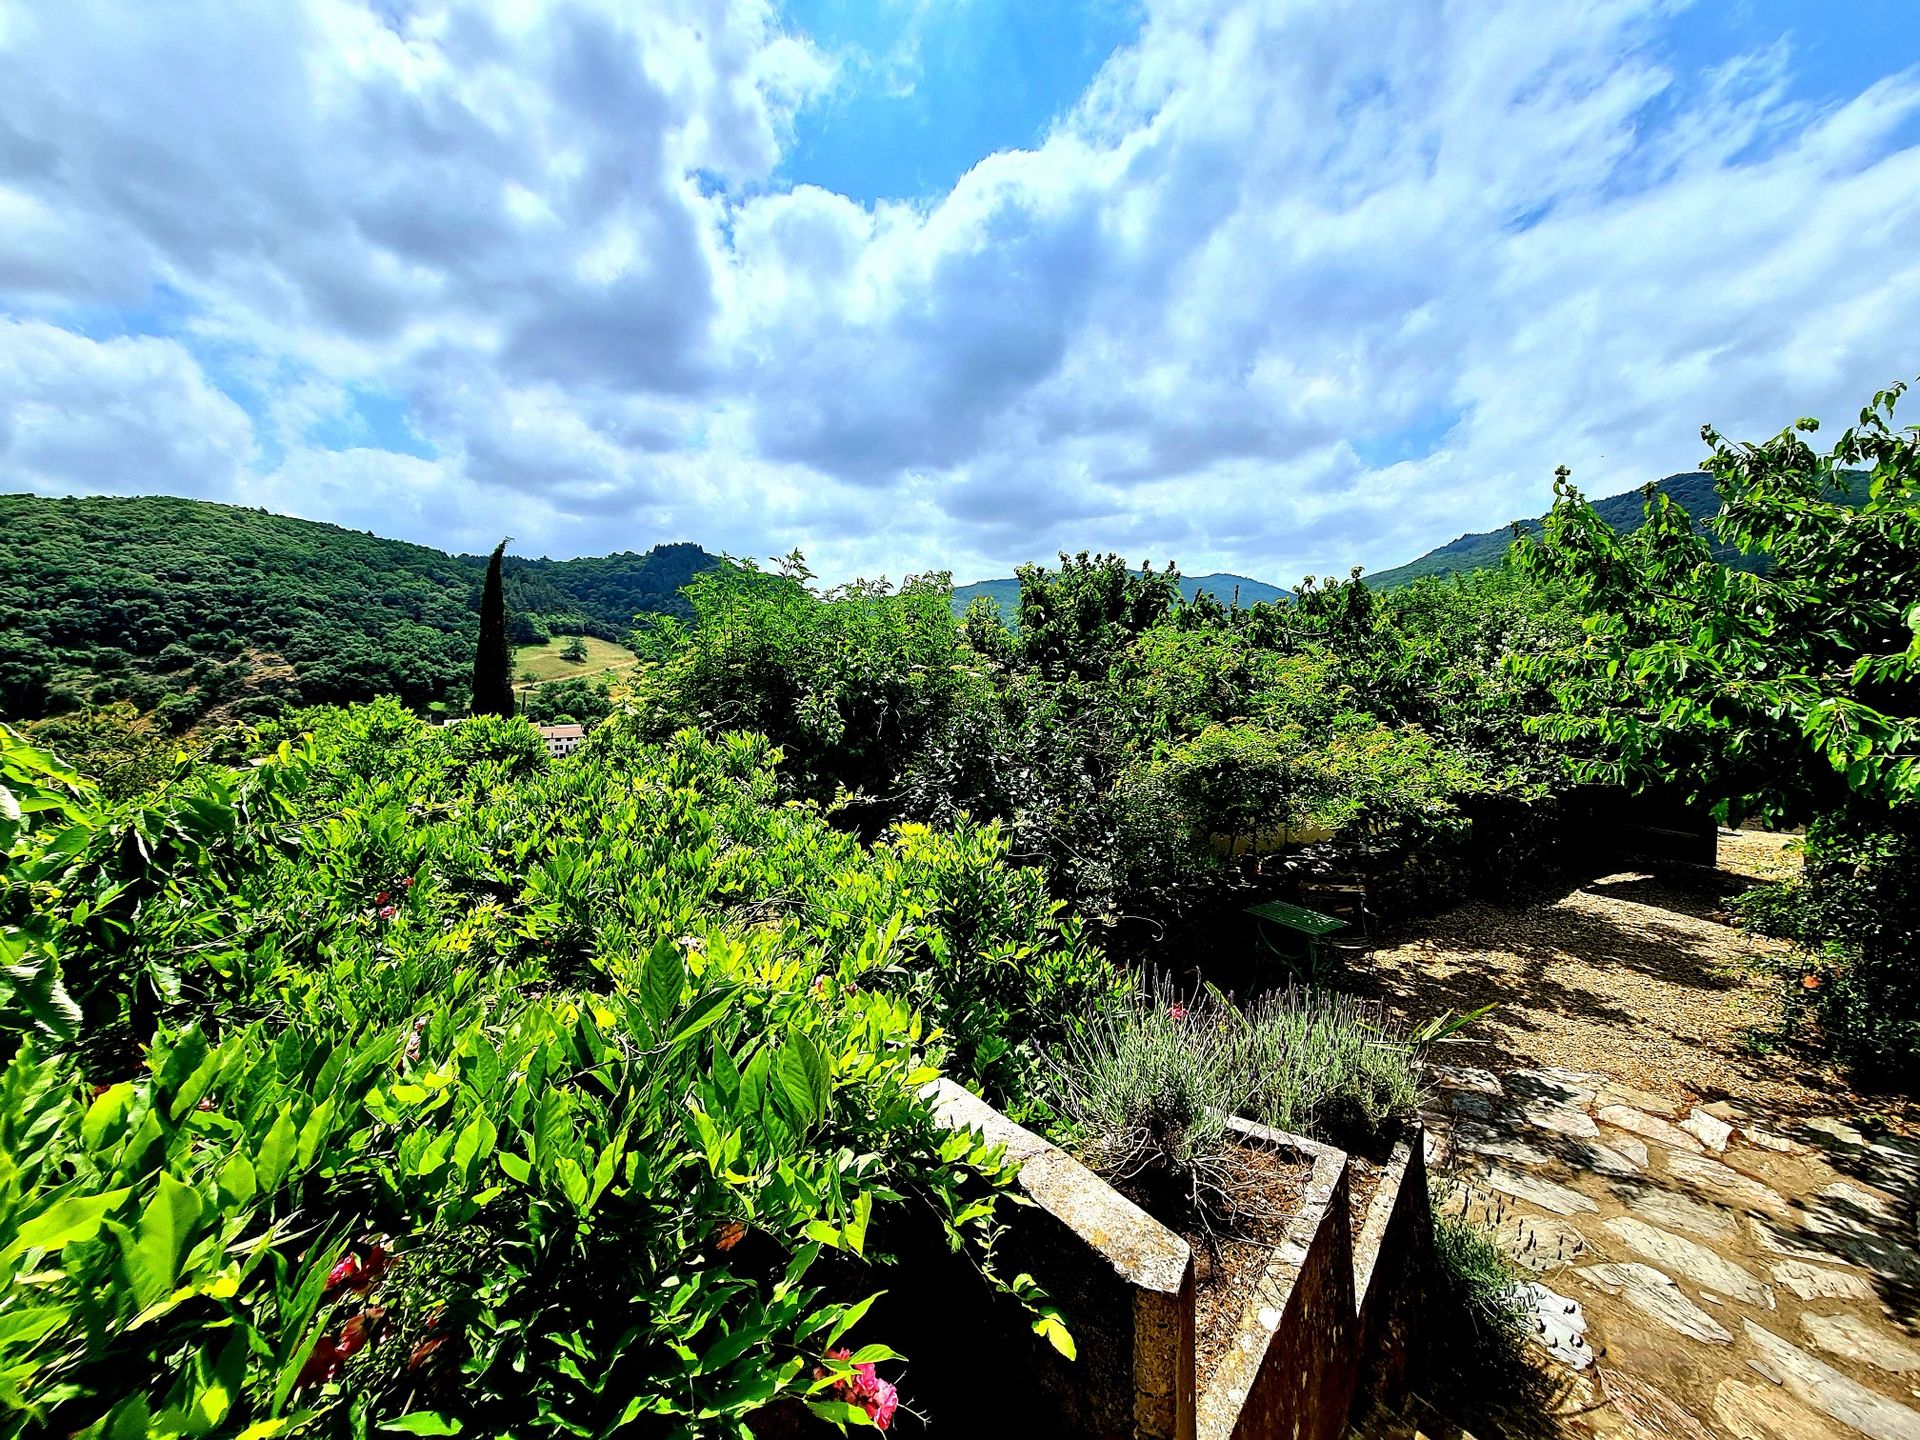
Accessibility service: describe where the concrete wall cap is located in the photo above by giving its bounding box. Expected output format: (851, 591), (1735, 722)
(926, 1078), (1192, 1296)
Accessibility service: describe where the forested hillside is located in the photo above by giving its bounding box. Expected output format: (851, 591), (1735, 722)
(1363, 469), (1865, 587)
(0, 495), (717, 726)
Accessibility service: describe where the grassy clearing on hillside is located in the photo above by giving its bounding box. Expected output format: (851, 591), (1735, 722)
(513, 635), (640, 685)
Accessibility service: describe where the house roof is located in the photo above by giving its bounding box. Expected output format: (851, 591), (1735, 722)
(538, 724), (585, 739)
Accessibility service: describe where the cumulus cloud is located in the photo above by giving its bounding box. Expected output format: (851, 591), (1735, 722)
(0, 320), (256, 498)
(0, 0), (1915, 585)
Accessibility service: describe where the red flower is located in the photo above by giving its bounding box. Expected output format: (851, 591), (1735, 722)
(376, 891), (390, 904)
(1802, 974), (1823, 990)
(377, 903), (397, 921)
(714, 1221), (746, 1253)
(1169, 1004), (1189, 1020)
(357, 1244), (389, 1291)
(402, 876), (415, 888)
(337, 1306), (385, 1359)
(296, 1336), (344, 1389)
(327, 1255), (362, 1292)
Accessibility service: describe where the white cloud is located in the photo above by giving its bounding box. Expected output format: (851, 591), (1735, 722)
(0, 320), (256, 498)
(0, 0), (1915, 586)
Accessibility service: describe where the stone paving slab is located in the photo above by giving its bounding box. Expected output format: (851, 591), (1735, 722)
(1421, 1071), (1920, 1440)
(1601, 1216), (1771, 1306)
(1803, 1310), (1920, 1373)
(1713, 1377), (1845, 1440)
(1744, 1319), (1920, 1440)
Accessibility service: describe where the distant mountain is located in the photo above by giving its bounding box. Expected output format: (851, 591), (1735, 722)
(1366, 471), (1737, 589)
(951, 570), (1288, 619)
(0, 493), (718, 725)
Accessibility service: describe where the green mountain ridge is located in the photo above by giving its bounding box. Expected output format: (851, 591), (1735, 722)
(0, 470), (1850, 727)
(952, 471), (1780, 614)
(1363, 471), (1724, 587)
(951, 570), (1288, 618)
(0, 492), (718, 726)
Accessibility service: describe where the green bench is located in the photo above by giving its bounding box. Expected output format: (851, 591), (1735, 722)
(1245, 899), (1350, 983)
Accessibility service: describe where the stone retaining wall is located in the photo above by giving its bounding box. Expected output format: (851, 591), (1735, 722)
(1350, 1130), (1431, 1413)
(1196, 1120), (1354, 1440)
(907, 1082), (1431, 1439)
(922, 1080), (1196, 1440)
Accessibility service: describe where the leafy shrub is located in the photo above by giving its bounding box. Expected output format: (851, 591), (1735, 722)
(1736, 808), (1920, 1080)
(635, 557), (973, 807)
(0, 709), (1100, 1435)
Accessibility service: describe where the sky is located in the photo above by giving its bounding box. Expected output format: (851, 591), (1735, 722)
(1, 1), (1917, 587)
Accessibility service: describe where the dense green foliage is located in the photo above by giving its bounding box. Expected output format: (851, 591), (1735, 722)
(520, 675), (617, 728)
(1516, 383), (1920, 1077)
(641, 548), (1575, 962)
(0, 495), (716, 727)
(0, 702), (1111, 1435)
(635, 556), (976, 816)
(1364, 470), (1778, 589)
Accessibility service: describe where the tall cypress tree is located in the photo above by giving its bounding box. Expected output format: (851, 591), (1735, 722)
(473, 538), (515, 718)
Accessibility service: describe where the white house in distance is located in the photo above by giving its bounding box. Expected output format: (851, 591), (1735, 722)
(539, 723), (585, 757)
(439, 717), (587, 758)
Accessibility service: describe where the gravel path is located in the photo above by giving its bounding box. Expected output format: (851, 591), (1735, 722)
(1345, 832), (1890, 1118)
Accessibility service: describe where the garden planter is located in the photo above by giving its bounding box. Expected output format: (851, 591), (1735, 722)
(902, 1083), (1436, 1440)
(908, 1080), (1196, 1439)
(1194, 1120), (1354, 1440)
(1348, 1126), (1430, 1413)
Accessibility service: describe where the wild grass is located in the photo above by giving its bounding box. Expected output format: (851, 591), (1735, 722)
(512, 635), (639, 685)
(1420, 1182), (1556, 1426)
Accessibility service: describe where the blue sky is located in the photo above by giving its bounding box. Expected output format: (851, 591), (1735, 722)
(1, 1), (1917, 585)
(777, 1), (1142, 203)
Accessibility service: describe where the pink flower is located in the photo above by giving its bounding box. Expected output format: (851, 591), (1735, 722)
(816, 1348), (901, 1430)
(868, 1378), (899, 1430)
(1169, 1004), (1189, 1021)
(327, 1255), (362, 1291)
(377, 903), (397, 921)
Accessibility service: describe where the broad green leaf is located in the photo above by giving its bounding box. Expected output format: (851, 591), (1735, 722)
(773, 1032), (829, 1130)
(216, 1154), (257, 1207)
(453, 1113), (497, 1178)
(154, 1027), (210, 1108)
(9, 1187), (131, 1255)
(0, 1306), (64, 1348)
(81, 1083), (136, 1152)
(294, 1097), (335, 1172)
(378, 1415), (463, 1436)
(1034, 1314), (1077, 1360)
(639, 939), (684, 1033)
(123, 1173), (205, 1310)
(255, 1107), (298, 1193)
